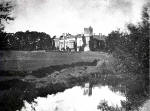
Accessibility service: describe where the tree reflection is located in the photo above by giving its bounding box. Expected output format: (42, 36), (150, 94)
(97, 100), (122, 111)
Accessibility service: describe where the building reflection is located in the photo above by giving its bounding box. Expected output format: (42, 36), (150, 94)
(83, 82), (92, 96)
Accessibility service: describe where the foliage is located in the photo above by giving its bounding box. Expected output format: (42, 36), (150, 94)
(0, 31), (55, 51)
(0, 1), (14, 32)
(104, 5), (149, 110)
(105, 30), (125, 52)
(105, 5), (149, 75)
(0, 32), (10, 50)
(97, 100), (121, 111)
(0, 2), (55, 51)
(0, 1), (14, 50)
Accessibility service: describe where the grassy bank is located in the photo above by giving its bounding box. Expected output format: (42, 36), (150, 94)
(0, 60), (99, 111)
(0, 52), (149, 111)
(0, 51), (107, 71)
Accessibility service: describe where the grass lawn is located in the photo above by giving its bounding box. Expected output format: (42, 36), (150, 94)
(0, 51), (109, 71)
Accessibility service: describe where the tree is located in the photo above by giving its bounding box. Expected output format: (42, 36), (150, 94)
(0, 1), (14, 50)
(10, 31), (53, 51)
(105, 30), (123, 52)
(127, 5), (149, 68)
(0, 1), (14, 31)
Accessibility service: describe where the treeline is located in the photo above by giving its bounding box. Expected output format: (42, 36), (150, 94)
(0, 31), (55, 51)
(105, 5), (149, 93)
(0, 2), (56, 51)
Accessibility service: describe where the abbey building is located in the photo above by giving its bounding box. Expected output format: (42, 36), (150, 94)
(54, 26), (106, 51)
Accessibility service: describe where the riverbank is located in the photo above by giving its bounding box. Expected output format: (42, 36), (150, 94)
(0, 52), (149, 111)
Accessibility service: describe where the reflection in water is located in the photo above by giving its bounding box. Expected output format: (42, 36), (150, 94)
(21, 85), (126, 111)
(83, 83), (92, 96)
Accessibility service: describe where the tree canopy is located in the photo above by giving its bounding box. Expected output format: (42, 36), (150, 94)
(104, 5), (149, 99)
(0, 1), (14, 31)
(0, 31), (55, 51)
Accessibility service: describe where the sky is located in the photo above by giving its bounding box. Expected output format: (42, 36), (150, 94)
(2, 0), (149, 36)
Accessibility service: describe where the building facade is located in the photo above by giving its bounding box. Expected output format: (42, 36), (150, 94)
(54, 26), (105, 51)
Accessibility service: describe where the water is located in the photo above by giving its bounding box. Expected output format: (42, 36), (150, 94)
(21, 85), (126, 111)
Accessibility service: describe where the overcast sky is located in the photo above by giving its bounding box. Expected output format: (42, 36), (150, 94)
(3, 0), (149, 36)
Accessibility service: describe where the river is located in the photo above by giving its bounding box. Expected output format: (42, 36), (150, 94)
(21, 84), (126, 111)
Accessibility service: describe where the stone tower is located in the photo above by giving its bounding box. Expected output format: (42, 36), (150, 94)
(84, 26), (93, 51)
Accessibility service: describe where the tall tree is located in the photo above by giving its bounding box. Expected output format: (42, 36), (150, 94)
(126, 5), (149, 93)
(0, 1), (14, 31)
(0, 1), (14, 50)
(127, 5), (149, 67)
